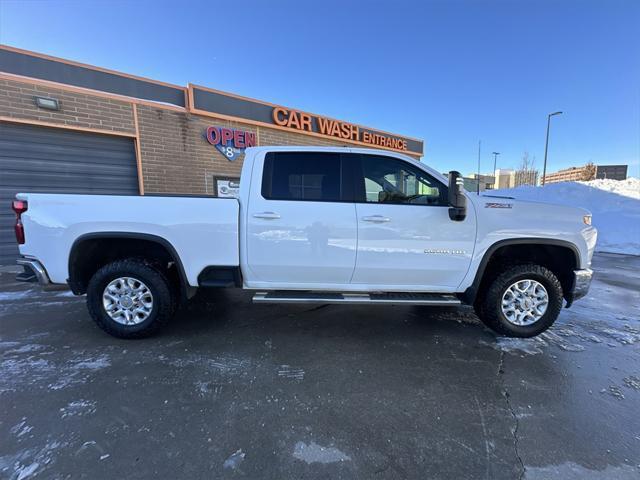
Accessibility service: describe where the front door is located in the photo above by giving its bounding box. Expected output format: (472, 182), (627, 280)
(351, 154), (476, 291)
(246, 151), (358, 288)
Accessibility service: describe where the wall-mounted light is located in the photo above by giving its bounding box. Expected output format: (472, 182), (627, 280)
(34, 96), (60, 111)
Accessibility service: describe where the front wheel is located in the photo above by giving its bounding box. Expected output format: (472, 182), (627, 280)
(475, 263), (563, 338)
(86, 259), (176, 338)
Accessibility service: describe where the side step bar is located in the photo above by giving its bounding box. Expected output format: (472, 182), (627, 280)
(252, 291), (461, 306)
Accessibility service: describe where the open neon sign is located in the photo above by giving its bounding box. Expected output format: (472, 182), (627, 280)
(206, 126), (256, 161)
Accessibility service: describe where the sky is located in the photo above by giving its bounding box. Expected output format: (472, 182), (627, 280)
(0, 0), (638, 177)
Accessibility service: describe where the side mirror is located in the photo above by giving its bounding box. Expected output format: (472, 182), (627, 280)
(448, 171), (467, 221)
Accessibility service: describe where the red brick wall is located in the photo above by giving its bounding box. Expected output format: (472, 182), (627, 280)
(136, 106), (254, 194)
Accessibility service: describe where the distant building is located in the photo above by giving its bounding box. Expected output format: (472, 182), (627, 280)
(463, 173), (495, 192)
(494, 169), (515, 189)
(595, 165), (628, 180)
(462, 178), (478, 192)
(545, 164), (628, 184)
(545, 166), (591, 183)
(459, 162), (626, 191)
(473, 174), (496, 191)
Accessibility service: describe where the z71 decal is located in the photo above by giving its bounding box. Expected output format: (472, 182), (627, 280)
(485, 203), (513, 209)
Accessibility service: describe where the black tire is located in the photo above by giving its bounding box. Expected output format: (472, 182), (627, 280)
(475, 263), (563, 338)
(86, 259), (176, 339)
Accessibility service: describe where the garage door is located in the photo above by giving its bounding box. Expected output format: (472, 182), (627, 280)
(0, 122), (139, 264)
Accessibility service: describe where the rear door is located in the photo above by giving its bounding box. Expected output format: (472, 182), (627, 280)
(351, 154), (475, 290)
(245, 151), (357, 287)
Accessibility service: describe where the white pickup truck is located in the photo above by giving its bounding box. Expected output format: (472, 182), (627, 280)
(12, 146), (597, 339)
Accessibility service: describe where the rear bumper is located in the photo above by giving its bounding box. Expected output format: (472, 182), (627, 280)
(16, 258), (51, 286)
(566, 268), (593, 307)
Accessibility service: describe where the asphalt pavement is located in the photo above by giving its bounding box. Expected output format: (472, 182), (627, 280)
(1, 253), (639, 479)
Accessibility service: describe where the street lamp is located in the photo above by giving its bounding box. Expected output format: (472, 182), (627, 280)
(492, 152), (500, 172)
(491, 152), (500, 189)
(542, 111), (563, 185)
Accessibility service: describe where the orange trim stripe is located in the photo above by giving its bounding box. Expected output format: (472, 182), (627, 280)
(132, 104), (145, 195)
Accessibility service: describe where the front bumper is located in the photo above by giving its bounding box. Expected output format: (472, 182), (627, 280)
(16, 258), (51, 286)
(566, 268), (593, 307)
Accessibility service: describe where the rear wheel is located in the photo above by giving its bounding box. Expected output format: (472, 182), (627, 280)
(86, 259), (176, 338)
(475, 263), (563, 337)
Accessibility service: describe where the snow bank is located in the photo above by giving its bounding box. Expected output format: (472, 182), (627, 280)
(578, 178), (640, 200)
(492, 178), (640, 255)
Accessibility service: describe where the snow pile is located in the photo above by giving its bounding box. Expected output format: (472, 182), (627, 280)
(578, 177), (640, 200)
(492, 178), (640, 255)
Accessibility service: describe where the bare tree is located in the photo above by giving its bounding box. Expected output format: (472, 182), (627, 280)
(581, 162), (597, 181)
(519, 151), (535, 171)
(515, 152), (539, 186)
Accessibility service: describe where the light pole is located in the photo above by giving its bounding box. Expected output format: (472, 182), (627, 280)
(477, 140), (481, 194)
(492, 152), (500, 189)
(542, 111), (563, 185)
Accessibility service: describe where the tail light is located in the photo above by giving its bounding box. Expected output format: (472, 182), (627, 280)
(12, 200), (28, 245)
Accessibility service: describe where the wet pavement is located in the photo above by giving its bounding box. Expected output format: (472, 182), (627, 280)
(0, 253), (639, 479)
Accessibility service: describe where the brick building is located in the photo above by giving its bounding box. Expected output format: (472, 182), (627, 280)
(544, 164), (628, 184)
(544, 166), (590, 183)
(0, 45), (423, 262)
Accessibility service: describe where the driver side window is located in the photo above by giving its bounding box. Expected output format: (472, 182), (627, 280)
(360, 155), (447, 206)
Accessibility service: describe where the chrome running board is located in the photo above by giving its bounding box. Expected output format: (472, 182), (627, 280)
(252, 291), (461, 306)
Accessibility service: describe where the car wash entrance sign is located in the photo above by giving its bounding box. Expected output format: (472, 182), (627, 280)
(191, 85), (424, 157)
(206, 126), (256, 161)
(272, 108), (409, 151)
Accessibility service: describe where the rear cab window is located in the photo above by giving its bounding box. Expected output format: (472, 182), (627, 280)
(261, 152), (355, 202)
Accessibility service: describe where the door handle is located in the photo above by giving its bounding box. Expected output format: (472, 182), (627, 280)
(362, 215), (391, 223)
(253, 211), (281, 220)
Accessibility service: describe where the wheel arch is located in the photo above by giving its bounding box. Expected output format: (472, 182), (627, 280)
(462, 238), (581, 305)
(67, 232), (189, 299)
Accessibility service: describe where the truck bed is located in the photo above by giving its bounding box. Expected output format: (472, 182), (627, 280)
(16, 193), (239, 286)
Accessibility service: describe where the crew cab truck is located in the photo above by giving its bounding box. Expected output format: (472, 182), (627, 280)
(12, 146), (597, 339)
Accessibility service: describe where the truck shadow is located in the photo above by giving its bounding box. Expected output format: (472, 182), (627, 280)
(164, 288), (492, 344)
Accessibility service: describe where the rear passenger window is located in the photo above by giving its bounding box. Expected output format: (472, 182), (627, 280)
(262, 152), (342, 201)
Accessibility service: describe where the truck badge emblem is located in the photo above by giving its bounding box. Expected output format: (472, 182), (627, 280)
(424, 249), (466, 255)
(485, 203), (513, 209)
